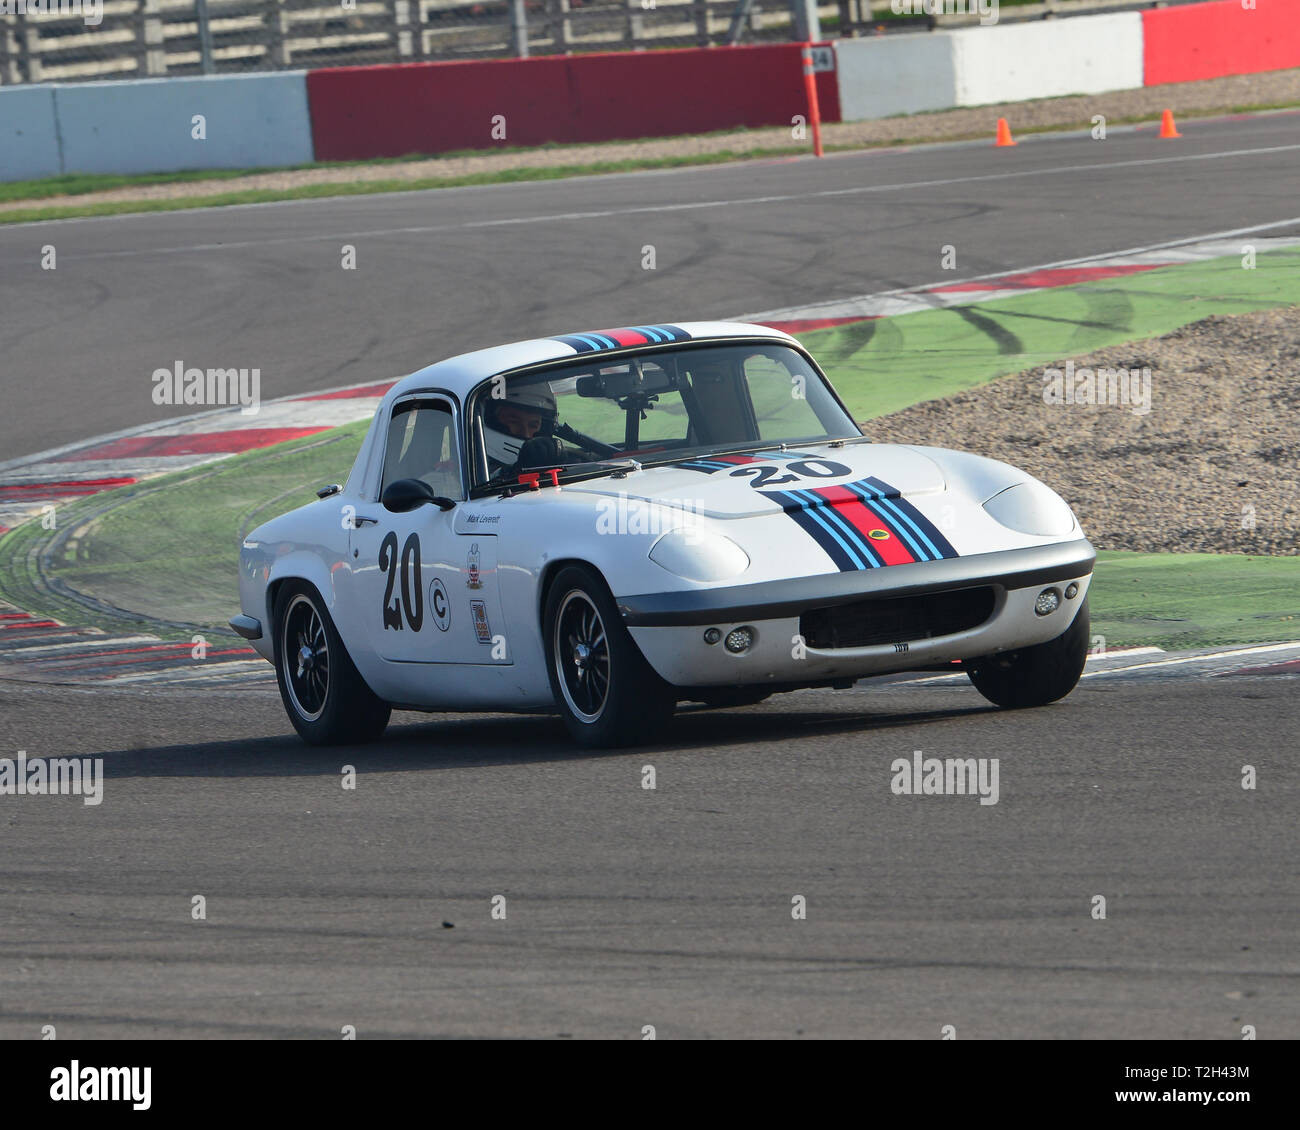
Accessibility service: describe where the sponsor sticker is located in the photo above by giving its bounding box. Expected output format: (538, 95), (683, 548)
(470, 599), (492, 643)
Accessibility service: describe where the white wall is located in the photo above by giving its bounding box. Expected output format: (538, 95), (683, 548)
(836, 34), (959, 122)
(950, 13), (1145, 106)
(0, 86), (62, 181)
(54, 72), (314, 176)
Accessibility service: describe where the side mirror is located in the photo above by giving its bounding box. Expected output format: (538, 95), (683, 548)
(381, 478), (456, 513)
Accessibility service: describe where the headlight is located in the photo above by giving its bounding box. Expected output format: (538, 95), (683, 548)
(648, 529), (750, 582)
(982, 482), (1076, 537)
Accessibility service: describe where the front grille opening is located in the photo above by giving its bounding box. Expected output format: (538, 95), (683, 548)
(801, 587), (997, 650)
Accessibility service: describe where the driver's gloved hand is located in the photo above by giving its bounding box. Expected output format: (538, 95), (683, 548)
(515, 435), (562, 470)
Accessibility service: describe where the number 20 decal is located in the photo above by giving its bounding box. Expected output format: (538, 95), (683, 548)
(728, 459), (850, 489)
(378, 531), (423, 632)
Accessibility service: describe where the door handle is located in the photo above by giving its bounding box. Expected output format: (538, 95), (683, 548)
(351, 514), (380, 527)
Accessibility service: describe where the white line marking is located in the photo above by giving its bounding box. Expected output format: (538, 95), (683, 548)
(1079, 641), (1300, 678)
(28, 144), (1300, 263)
(743, 224), (1300, 320)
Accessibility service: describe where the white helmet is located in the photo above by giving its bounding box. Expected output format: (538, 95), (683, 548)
(501, 384), (557, 418)
(484, 382), (558, 468)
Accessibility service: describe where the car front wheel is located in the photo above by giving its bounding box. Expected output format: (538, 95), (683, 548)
(966, 597), (1090, 709)
(273, 583), (391, 745)
(544, 565), (675, 747)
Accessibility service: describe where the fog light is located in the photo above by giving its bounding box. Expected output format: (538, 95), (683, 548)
(724, 627), (754, 654)
(703, 628), (721, 645)
(1065, 582), (1079, 600)
(1034, 588), (1061, 616)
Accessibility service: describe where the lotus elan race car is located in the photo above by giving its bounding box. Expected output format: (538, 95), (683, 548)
(231, 322), (1095, 747)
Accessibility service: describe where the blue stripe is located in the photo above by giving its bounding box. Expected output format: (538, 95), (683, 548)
(861, 476), (955, 560)
(653, 324), (691, 342)
(785, 488), (883, 569)
(630, 325), (665, 343)
(842, 480), (932, 562)
(871, 493), (942, 560)
(771, 491), (870, 570)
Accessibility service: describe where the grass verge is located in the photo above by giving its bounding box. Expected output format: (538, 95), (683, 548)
(810, 247), (1300, 420)
(3, 249), (1298, 646)
(4, 99), (1299, 225)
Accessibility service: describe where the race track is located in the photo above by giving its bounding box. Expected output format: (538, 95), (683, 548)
(1, 111), (1297, 1038)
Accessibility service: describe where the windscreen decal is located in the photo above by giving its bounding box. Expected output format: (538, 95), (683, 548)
(676, 451), (811, 473)
(761, 476), (958, 571)
(551, 325), (692, 353)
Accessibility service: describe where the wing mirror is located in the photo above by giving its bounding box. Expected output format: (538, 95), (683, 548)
(381, 478), (456, 513)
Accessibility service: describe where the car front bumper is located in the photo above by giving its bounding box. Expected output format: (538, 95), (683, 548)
(620, 539), (1095, 687)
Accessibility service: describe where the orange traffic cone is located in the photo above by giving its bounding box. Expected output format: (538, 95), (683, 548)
(1159, 109), (1181, 139)
(995, 118), (1016, 147)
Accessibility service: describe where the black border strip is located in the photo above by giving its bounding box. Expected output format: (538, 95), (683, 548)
(618, 539), (1096, 626)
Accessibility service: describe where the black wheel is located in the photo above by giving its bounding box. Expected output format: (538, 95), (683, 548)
(691, 687), (773, 710)
(543, 565), (675, 747)
(273, 583), (391, 745)
(966, 597), (1090, 709)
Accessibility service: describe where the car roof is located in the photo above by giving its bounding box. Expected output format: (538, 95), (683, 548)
(384, 321), (797, 404)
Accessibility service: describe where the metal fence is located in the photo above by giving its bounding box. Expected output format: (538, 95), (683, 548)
(0, 1), (1172, 85)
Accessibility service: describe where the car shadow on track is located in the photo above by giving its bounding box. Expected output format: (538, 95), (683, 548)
(92, 696), (995, 780)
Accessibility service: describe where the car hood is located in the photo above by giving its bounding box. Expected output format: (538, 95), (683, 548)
(561, 443), (946, 519)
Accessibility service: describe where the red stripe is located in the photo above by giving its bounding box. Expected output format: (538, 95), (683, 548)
(0, 477), (137, 499)
(296, 382), (395, 401)
(48, 647), (256, 671)
(760, 316), (878, 334)
(816, 485), (916, 566)
(594, 328), (651, 347)
(929, 264), (1161, 294)
(55, 428), (329, 462)
(712, 454), (760, 465)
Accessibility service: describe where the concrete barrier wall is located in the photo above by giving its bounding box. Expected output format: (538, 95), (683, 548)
(54, 73), (314, 176)
(0, 87), (62, 182)
(1144, 0), (1300, 86)
(307, 46), (841, 162)
(951, 13), (1145, 106)
(835, 34), (958, 123)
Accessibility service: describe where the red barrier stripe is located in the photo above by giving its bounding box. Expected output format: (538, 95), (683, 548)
(929, 264), (1160, 294)
(307, 44), (840, 162)
(1143, 0), (1300, 85)
(55, 428), (329, 461)
(761, 316), (879, 334)
(0, 477), (137, 499)
(296, 382), (395, 401)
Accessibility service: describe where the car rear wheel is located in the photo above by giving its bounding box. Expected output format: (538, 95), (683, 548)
(544, 565), (674, 747)
(273, 583), (391, 745)
(966, 597), (1090, 709)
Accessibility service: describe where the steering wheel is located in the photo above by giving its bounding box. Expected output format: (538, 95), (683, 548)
(554, 423), (620, 460)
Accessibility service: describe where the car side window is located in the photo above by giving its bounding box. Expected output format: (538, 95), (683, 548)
(381, 399), (462, 500)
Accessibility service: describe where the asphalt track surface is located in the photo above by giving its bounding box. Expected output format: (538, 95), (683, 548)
(3, 111), (1300, 459)
(1, 112), (1298, 1038)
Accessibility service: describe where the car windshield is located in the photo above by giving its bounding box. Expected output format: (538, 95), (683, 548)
(471, 342), (859, 487)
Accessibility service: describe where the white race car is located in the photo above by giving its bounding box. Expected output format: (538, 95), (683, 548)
(231, 322), (1095, 747)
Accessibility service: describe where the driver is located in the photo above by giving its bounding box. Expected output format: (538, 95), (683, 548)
(483, 384), (561, 476)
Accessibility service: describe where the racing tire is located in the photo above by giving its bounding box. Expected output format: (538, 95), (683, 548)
(966, 597), (1090, 709)
(273, 582), (391, 745)
(544, 565), (675, 748)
